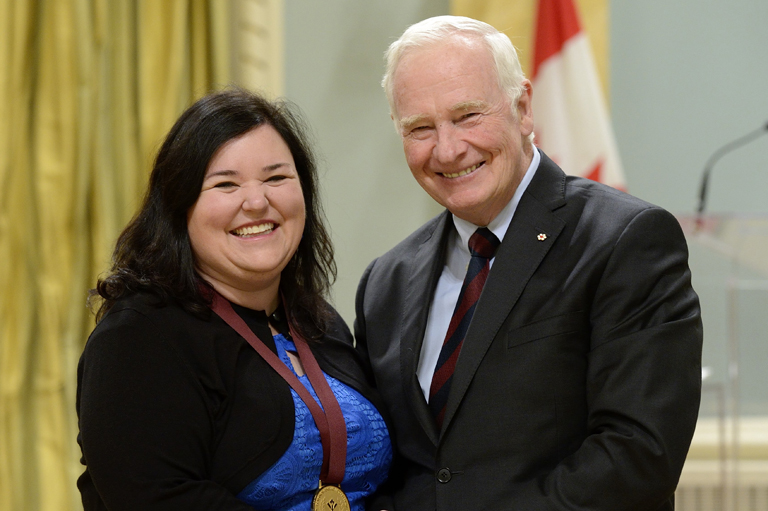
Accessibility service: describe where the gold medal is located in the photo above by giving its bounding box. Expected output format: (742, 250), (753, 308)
(312, 482), (350, 511)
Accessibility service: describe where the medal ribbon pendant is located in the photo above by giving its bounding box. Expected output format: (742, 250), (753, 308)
(312, 482), (350, 511)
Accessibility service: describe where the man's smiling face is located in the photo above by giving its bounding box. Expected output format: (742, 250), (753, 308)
(392, 35), (534, 226)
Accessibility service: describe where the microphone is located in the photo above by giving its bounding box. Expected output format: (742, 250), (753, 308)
(695, 121), (768, 231)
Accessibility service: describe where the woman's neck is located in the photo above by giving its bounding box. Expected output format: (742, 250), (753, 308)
(204, 277), (280, 315)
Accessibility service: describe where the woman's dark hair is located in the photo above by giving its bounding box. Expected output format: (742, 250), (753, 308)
(92, 87), (336, 337)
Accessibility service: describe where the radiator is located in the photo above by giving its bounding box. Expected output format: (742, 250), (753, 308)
(677, 460), (768, 511)
(677, 417), (768, 511)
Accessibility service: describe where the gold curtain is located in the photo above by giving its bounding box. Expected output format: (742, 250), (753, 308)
(0, 1), (231, 509)
(450, 0), (611, 96)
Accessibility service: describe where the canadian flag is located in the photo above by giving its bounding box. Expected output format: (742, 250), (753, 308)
(531, 0), (627, 190)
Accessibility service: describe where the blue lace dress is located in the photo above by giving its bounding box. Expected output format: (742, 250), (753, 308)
(236, 334), (393, 510)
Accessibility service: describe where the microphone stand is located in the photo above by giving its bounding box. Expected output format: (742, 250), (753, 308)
(695, 122), (768, 231)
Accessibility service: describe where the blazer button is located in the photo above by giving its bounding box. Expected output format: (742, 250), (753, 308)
(436, 468), (452, 483)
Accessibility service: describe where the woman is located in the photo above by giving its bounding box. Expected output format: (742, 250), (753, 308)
(76, 88), (393, 510)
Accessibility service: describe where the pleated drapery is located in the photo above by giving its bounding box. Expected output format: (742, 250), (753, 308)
(0, 1), (230, 509)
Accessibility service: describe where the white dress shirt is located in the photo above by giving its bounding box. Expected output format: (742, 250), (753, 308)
(416, 148), (542, 400)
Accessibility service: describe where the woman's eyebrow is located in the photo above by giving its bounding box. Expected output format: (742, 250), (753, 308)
(263, 162), (292, 172)
(204, 169), (238, 180)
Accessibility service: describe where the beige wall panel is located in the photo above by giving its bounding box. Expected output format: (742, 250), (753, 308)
(234, 0), (284, 98)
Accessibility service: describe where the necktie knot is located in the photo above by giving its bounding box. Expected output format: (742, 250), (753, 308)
(468, 228), (500, 259)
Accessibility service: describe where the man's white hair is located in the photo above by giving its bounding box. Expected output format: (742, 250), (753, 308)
(382, 15), (528, 125)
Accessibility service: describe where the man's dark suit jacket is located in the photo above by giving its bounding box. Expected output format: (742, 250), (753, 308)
(355, 152), (702, 511)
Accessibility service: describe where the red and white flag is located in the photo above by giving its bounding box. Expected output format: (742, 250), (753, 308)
(531, 0), (626, 190)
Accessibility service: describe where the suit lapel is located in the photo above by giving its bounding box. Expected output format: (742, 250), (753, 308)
(441, 154), (568, 433)
(400, 212), (453, 445)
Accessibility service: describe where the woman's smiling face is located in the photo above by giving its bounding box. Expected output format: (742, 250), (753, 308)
(187, 124), (306, 307)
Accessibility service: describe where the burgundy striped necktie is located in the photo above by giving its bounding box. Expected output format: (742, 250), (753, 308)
(429, 227), (500, 427)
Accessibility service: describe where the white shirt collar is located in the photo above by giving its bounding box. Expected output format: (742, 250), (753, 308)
(452, 146), (541, 250)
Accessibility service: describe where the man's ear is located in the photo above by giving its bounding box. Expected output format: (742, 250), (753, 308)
(517, 80), (534, 137)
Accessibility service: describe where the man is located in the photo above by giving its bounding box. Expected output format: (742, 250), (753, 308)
(355, 15), (702, 511)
